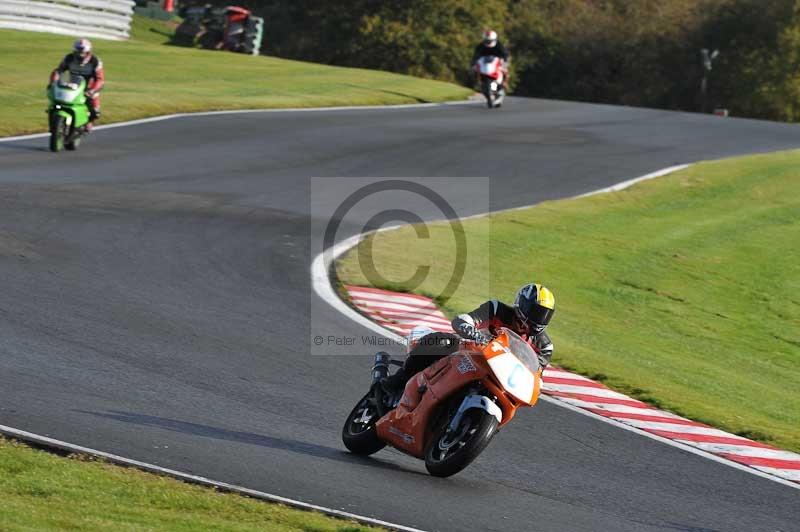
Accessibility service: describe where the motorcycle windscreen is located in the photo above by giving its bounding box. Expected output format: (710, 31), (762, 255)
(487, 329), (541, 404)
(53, 73), (85, 104)
(478, 57), (498, 75)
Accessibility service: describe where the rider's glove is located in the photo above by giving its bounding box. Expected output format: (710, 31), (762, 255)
(85, 90), (97, 98)
(458, 323), (490, 346)
(472, 331), (491, 346)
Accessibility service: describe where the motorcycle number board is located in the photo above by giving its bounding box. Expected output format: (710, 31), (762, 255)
(487, 350), (536, 404)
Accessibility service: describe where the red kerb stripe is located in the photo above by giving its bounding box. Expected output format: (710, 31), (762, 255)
(543, 376), (608, 390)
(545, 391), (650, 409)
(345, 285), (434, 303)
(718, 453), (800, 470)
(587, 409), (706, 427)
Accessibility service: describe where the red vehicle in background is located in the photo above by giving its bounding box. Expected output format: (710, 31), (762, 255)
(176, 4), (264, 55)
(222, 6), (250, 52)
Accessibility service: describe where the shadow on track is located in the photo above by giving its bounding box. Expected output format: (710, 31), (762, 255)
(78, 410), (425, 475)
(0, 142), (50, 153)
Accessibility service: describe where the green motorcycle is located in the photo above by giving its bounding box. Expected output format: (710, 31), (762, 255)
(47, 72), (91, 152)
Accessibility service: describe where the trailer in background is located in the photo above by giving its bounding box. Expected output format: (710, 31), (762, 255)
(175, 4), (263, 55)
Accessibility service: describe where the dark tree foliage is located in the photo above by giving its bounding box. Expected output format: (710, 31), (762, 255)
(183, 0), (800, 121)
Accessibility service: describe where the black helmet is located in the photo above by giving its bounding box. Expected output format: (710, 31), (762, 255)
(514, 283), (555, 334)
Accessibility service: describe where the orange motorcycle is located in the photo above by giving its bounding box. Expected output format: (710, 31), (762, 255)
(342, 328), (543, 477)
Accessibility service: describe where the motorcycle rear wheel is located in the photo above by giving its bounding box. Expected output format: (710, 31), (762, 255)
(424, 408), (498, 477)
(49, 115), (66, 152)
(65, 136), (81, 151)
(342, 392), (386, 455)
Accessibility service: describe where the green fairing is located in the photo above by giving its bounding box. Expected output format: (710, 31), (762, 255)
(47, 76), (90, 127)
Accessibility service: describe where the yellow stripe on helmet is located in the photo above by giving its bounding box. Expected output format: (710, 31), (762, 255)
(537, 285), (555, 309)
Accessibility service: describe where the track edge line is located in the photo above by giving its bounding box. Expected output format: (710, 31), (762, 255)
(0, 99), (479, 143)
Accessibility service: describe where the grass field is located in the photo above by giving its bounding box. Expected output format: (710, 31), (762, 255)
(0, 437), (378, 531)
(337, 150), (800, 452)
(0, 17), (472, 137)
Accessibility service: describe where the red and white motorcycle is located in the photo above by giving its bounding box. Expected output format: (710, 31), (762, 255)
(474, 56), (506, 109)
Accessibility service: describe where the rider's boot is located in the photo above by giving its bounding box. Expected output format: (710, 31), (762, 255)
(380, 367), (408, 396)
(86, 107), (100, 133)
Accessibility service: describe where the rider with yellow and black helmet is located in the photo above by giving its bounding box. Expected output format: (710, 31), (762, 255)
(453, 283), (555, 366)
(383, 283), (556, 394)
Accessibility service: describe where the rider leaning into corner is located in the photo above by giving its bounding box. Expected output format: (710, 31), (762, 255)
(383, 283), (555, 393)
(472, 29), (511, 89)
(49, 38), (104, 130)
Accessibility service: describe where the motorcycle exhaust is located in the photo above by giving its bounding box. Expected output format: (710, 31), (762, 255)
(372, 352), (391, 382)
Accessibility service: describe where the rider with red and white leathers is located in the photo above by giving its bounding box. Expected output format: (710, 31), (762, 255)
(472, 30), (510, 88)
(383, 283), (555, 392)
(50, 39), (104, 128)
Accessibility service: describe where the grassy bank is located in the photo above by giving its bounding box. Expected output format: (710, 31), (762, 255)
(337, 151), (800, 452)
(0, 437), (378, 531)
(0, 17), (472, 137)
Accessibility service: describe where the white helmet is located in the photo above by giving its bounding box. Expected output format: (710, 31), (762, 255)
(483, 30), (498, 47)
(73, 38), (92, 56)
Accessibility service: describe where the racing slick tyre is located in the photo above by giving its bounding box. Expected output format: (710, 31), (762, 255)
(481, 79), (494, 109)
(65, 136), (81, 151)
(49, 115), (66, 152)
(342, 392), (386, 455)
(424, 408), (499, 477)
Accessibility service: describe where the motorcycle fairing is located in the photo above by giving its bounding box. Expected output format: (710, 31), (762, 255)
(376, 354), (490, 457)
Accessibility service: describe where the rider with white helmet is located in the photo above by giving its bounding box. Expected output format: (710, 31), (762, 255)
(50, 38), (105, 129)
(472, 30), (510, 88)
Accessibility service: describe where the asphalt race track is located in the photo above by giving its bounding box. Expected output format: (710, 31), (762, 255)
(1, 98), (799, 532)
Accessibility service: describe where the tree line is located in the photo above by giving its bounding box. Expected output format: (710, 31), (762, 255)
(189, 0), (800, 121)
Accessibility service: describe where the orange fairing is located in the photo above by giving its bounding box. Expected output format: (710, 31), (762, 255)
(376, 353), (491, 457)
(482, 330), (543, 407)
(375, 330), (542, 456)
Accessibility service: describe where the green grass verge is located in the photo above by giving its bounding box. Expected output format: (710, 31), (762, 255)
(0, 16), (472, 137)
(337, 150), (800, 452)
(0, 437), (379, 531)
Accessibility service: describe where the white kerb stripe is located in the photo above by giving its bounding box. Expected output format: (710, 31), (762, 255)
(540, 383), (634, 400)
(350, 299), (442, 315)
(557, 399), (684, 419)
(542, 370), (598, 383)
(355, 302), (450, 323)
(372, 318), (452, 332)
(368, 314), (451, 327)
(618, 419), (748, 437)
(347, 289), (439, 307)
(356, 308), (451, 325)
(377, 321), (451, 332)
(550, 396), (645, 412)
(676, 442), (800, 461)
(751, 467), (800, 482)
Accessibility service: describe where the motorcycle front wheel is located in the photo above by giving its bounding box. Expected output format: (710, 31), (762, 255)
(424, 407), (499, 477)
(49, 114), (66, 152)
(341, 392), (386, 455)
(481, 79), (494, 109)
